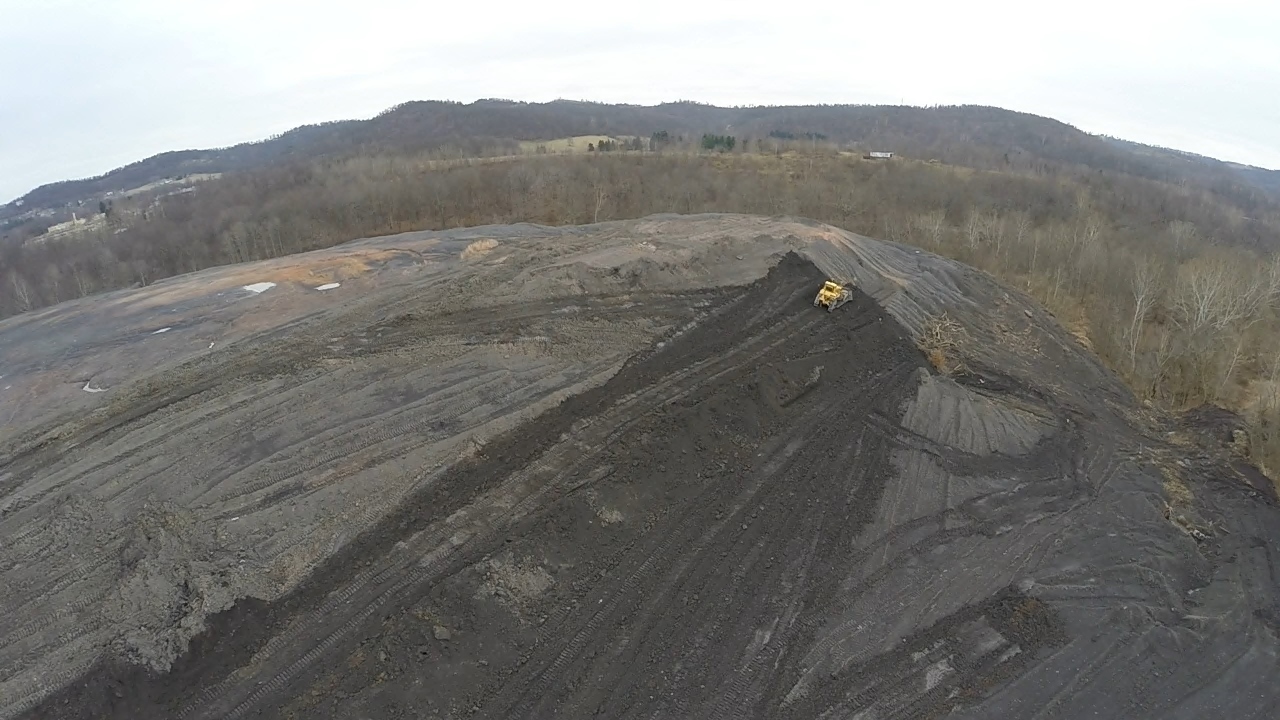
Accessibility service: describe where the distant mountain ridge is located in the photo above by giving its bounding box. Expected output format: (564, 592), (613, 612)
(1101, 135), (1280, 198)
(6, 100), (1279, 217)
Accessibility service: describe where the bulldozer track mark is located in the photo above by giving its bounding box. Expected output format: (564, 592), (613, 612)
(0, 519), (55, 550)
(0, 583), (113, 661)
(2, 656), (99, 720)
(39, 382), (272, 493)
(4, 292), (847, 717)
(494, 493), (720, 716)
(0, 614), (110, 687)
(564, 443), (821, 715)
(489, 326), (908, 718)
(194, 370), (517, 506)
(498, 433), (818, 712)
(187, 555), (418, 719)
(654, 403), (868, 718)
(0, 556), (116, 640)
(184, 387), (659, 718)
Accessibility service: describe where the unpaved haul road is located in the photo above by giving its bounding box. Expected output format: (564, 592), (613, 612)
(6, 215), (1280, 719)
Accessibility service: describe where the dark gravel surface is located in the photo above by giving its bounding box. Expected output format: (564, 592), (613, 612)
(9, 219), (1280, 719)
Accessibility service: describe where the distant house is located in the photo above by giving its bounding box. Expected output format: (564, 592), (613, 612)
(865, 151), (894, 160)
(34, 212), (100, 243)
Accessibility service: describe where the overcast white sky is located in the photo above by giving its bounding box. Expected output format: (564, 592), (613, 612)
(2, 0), (1278, 202)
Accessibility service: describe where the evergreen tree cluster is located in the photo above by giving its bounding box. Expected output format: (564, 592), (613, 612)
(700, 134), (736, 151)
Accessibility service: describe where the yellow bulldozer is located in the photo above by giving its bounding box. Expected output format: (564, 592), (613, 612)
(813, 280), (853, 312)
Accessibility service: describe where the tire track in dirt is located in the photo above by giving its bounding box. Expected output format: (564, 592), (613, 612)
(599, 377), (901, 720)
(0, 278), (623, 499)
(0, 553), (118, 643)
(0, 582), (113, 662)
(1, 273), (717, 719)
(3, 656), (99, 719)
(193, 370), (515, 506)
(179, 301), (770, 717)
(443, 266), (921, 719)
(0, 279), (709, 720)
(39, 378), (277, 489)
(0, 615), (111, 690)
(99, 256), (798, 712)
(107, 288), (741, 718)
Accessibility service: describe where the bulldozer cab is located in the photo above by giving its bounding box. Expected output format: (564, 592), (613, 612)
(813, 279), (853, 312)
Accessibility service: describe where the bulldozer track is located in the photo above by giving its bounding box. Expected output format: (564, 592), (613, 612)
(154, 268), (812, 718)
(3, 656), (99, 719)
(0, 584), (113, 663)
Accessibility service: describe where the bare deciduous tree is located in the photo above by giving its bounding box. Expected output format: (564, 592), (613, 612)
(1266, 253), (1280, 310)
(7, 270), (33, 312)
(1171, 254), (1266, 335)
(1168, 220), (1198, 256)
(964, 210), (993, 250)
(912, 210), (946, 247)
(1127, 257), (1162, 372)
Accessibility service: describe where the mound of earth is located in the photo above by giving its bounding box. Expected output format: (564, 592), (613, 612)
(2, 214), (1278, 719)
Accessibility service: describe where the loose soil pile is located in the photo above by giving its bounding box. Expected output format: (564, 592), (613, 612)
(2, 215), (1278, 719)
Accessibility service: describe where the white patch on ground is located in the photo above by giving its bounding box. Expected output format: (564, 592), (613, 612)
(743, 616), (780, 659)
(82, 381), (107, 393)
(243, 282), (276, 294)
(782, 678), (810, 707)
(477, 555), (554, 613)
(924, 658), (955, 691)
(152, 327), (171, 334)
(209, 342), (216, 349)
(596, 506), (625, 525)
(315, 283), (341, 291)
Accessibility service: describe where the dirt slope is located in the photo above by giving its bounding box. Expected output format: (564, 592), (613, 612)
(3, 215), (1279, 719)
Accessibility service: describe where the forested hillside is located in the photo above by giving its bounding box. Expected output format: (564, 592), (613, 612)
(6, 101), (1278, 217)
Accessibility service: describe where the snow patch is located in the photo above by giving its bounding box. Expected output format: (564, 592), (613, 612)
(243, 282), (276, 294)
(315, 282), (341, 291)
(152, 327), (171, 334)
(83, 381), (107, 393)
